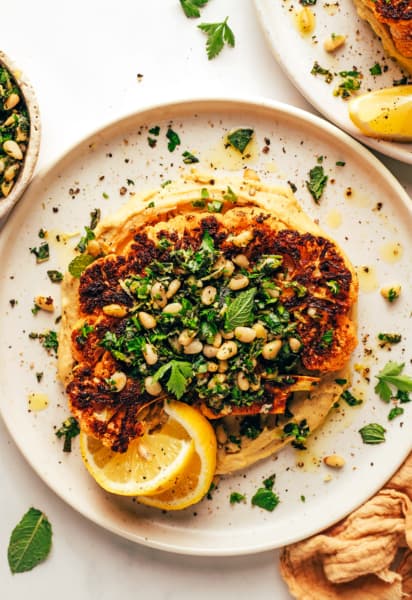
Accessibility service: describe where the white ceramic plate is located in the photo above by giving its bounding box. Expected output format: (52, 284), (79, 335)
(254, 0), (412, 164)
(0, 98), (411, 556)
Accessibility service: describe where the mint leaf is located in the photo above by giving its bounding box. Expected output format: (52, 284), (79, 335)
(198, 17), (235, 60)
(68, 254), (95, 278)
(227, 128), (254, 153)
(306, 165), (328, 203)
(153, 360), (193, 399)
(225, 287), (256, 331)
(8, 508), (52, 573)
(180, 0), (208, 18)
(359, 423), (386, 444)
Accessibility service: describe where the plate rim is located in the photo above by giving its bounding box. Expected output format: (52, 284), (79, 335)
(1, 95), (411, 556)
(252, 0), (412, 165)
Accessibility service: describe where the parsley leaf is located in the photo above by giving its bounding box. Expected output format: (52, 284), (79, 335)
(251, 488), (280, 512)
(359, 423), (386, 444)
(230, 492), (246, 504)
(153, 360), (193, 399)
(55, 416), (80, 452)
(180, 0), (208, 18)
(374, 361), (412, 402)
(166, 127), (181, 152)
(388, 406), (404, 421)
(198, 17), (235, 60)
(8, 508), (52, 573)
(182, 150), (199, 164)
(306, 165), (328, 202)
(227, 128), (254, 153)
(225, 287), (256, 331)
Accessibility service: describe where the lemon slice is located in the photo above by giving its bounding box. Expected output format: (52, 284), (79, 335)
(348, 86), (412, 142)
(137, 401), (217, 511)
(80, 424), (195, 497)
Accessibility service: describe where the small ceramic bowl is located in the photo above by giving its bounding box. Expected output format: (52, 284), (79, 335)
(0, 50), (41, 222)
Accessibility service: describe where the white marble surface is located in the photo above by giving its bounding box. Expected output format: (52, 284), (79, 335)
(0, 1), (410, 598)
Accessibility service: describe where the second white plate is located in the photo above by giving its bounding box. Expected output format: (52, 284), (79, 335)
(254, 0), (412, 164)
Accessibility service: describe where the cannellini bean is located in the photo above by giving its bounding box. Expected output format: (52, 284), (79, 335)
(289, 337), (302, 352)
(34, 295), (54, 312)
(144, 376), (162, 396)
(237, 372), (250, 391)
(178, 329), (197, 347)
(1, 180), (13, 196)
(207, 362), (219, 373)
(323, 454), (345, 468)
(3, 163), (19, 182)
(229, 274), (249, 291)
(216, 341), (238, 360)
(250, 377), (261, 392)
(218, 360), (229, 373)
(234, 326), (256, 343)
(267, 288), (280, 299)
(184, 339), (203, 355)
(0, 159), (6, 174)
(223, 260), (235, 277)
(208, 373), (227, 388)
(163, 302), (182, 314)
(262, 340), (282, 360)
(110, 371), (127, 392)
(3, 139), (23, 160)
(86, 239), (101, 257)
(166, 278), (181, 298)
(150, 281), (167, 308)
(307, 307), (317, 318)
(252, 323), (267, 339)
(203, 344), (218, 358)
(4, 93), (20, 110)
(143, 343), (158, 365)
(103, 304), (128, 317)
(221, 329), (234, 339)
(138, 311), (157, 329)
(232, 254), (250, 269)
(201, 285), (217, 305)
(212, 332), (222, 348)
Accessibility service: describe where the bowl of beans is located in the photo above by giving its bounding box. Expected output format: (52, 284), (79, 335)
(0, 50), (41, 222)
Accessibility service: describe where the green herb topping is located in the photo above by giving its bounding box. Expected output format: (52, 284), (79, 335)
(7, 508), (52, 574)
(227, 128), (254, 154)
(166, 127), (181, 152)
(30, 242), (50, 263)
(306, 165), (328, 203)
(180, 0), (208, 18)
(55, 416), (80, 452)
(374, 361), (412, 403)
(198, 17), (235, 60)
(230, 492), (246, 504)
(47, 270), (63, 283)
(359, 423), (386, 444)
(251, 475), (280, 511)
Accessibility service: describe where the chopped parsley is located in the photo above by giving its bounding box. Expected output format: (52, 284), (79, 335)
(166, 127), (181, 152)
(311, 61), (333, 84)
(388, 406), (404, 421)
(30, 243), (50, 263)
(341, 389), (362, 406)
(326, 280), (340, 295)
(320, 329), (334, 347)
(251, 482), (280, 512)
(283, 420), (310, 449)
(306, 165), (328, 203)
(334, 69), (362, 99)
(227, 128), (254, 153)
(369, 63), (382, 76)
(230, 492), (246, 504)
(47, 270), (63, 283)
(148, 126), (160, 136)
(55, 417), (80, 452)
(378, 333), (402, 344)
(207, 199), (223, 213)
(182, 150), (199, 164)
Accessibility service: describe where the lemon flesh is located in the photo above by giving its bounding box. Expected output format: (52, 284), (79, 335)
(348, 86), (412, 142)
(137, 401), (217, 511)
(80, 428), (195, 497)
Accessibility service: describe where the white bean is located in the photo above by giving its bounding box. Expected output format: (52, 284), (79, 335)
(3, 93), (20, 110)
(184, 339), (203, 355)
(203, 344), (218, 358)
(144, 376), (162, 396)
(233, 254), (250, 269)
(143, 343), (158, 365)
(178, 329), (197, 347)
(216, 341), (238, 360)
(234, 326), (256, 344)
(231, 230), (253, 247)
(103, 304), (128, 317)
(289, 337), (302, 352)
(166, 279), (181, 298)
(262, 340), (282, 360)
(201, 285), (217, 306)
(3, 139), (23, 160)
(110, 371), (127, 392)
(212, 332), (222, 348)
(163, 302), (182, 314)
(237, 372), (250, 391)
(252, 323), (267, 339)
(151, 281), (167, 308)
(138, 311), (157, 329)
(229, 274), (249, 291)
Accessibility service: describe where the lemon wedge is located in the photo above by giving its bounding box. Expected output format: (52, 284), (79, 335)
(348, 86), (412, 142)
(80, 422), (195, 497)
(137, 400), (217, 511)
